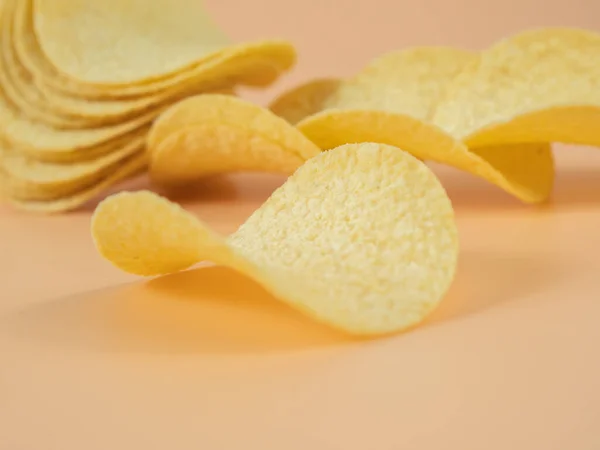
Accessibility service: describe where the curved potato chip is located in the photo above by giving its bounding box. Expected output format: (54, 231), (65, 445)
(5, 153), (147, 213)
(269, 78), (342, 125)
(298, 111), (554, 203)
(4, 0), (237, 129)
(31, 0), (295, 97)
(92, 143), (459, 336)
(0, 137), (143, 198)
(2, 3), (293, 160)
(0, 0), (85, 129)
(278, 47), (555, 203)
(432, 27), (600, 149)
(147, 94), (321, 184)
(0, 81), (152, 158)
(34, 0), (228, 84)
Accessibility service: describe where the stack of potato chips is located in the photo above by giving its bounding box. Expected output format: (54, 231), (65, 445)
(0, 0), (296, 213)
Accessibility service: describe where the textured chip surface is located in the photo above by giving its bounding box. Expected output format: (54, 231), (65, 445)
(92, 143), (459, 335)
(147, 95), (321, 184)
(273, 47), (555, 203)
(433, 27), (600, 148)
(33, 0), (295, 94)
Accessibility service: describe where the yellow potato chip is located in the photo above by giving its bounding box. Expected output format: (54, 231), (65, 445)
(0, 0), (83, 129)
(327, 48), (476, 120)
(298, 111), (554, 203)
(7, 0), (239, 125)
(147, 94), (321, 185)
(3, 0), (234, 129)
(269, 78), (342, 125)
(30, 0), (295, 97)
(0, 136), (143, 199)
(5, 153), (147, 213)
(1, 2), (284, 161)
(279, 47), (555, 203)
(92, 143), (459, 336)
(34, 0), (228, 85)
(432, 27), (600, 149)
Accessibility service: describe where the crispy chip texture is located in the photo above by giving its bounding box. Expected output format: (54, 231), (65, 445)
(147, 95), (321, 184)
(298, 111), (554, 204)
(148, 48), (553, 204)
(432, 27), (600, 148)
(92, 143), (459, 335)
(33, 0), (295, 94)
(266, 47), (554, 203)
(5, 0), (238, 127)
(0, 0), (296, 213)
(323, 48), (476, 120)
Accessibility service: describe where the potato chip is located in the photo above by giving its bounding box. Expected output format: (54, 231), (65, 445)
(326, 48), (476, 120)
(0, 136), (143, 199)
(0, 95), (149, 161)
(0, 0), (81, 128)
(147, 95), (321, 185)
(34, 0), (228, 85)
(269, 78), (342, 125)
(432, 27), (600, 149)
(4, 153), (147, 213)
(271, 47), (556, 203)
(91, 143), (459, 335)
(298, 111), (554, 203)
(30, 0), (295, 97)
(3, 0), (235, 129)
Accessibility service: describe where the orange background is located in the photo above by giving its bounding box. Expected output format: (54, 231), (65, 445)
(2, 0), (600, 449)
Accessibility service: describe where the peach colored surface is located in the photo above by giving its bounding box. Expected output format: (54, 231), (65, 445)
(2, 1), (600, 449)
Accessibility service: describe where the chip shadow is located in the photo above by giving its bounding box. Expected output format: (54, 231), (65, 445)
(426, 250), (570, 325)
(79, 173), (287, 213)
(0, 266), (355, 356)
(433, 161), (600, 212)
(0, 252), (571, 356)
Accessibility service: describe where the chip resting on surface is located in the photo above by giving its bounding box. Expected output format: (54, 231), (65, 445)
(284, 47), (555, 204)
(5, 0), (238, 128)
(148, 47), (554, 204)
(91, 143), (459, 336)
(147, 94), (321, 185)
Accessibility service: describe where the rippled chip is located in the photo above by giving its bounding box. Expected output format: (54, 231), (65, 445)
(147, 94), (321, 185)
(92, 143), (459, 336)
(432, 27), (600, 149)
(268, 47), (554, 203)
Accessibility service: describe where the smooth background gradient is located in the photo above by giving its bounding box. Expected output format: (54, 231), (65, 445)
(2, 0), (600, 448)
